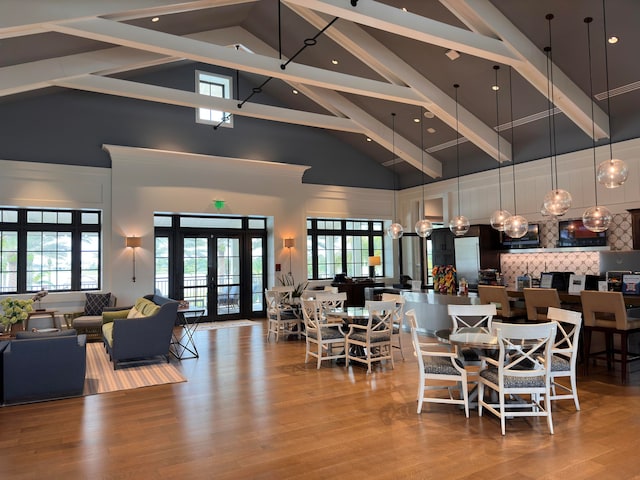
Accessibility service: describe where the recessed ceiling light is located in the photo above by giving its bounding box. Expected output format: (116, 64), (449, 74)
(608, 36), (619, 44)
(413, 118), (420, 123)
(366, 137), (372, 142)
(292, 89), (299, 95)
(423, 110), (435, 119)
(492, 85), (500, 91)
(151, 17), (160, 22)
(402, 7), (407, 12)
(427, 128), (436, 134)
(331, 59), (339, 65)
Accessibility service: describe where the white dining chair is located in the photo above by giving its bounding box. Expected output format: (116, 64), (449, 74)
(407, 309), (470, 417)
(546, 307), (582, 411)
(478, 321), (557, 435)
(381, 293), (406, 361)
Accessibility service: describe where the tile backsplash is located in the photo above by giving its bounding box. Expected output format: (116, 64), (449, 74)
(500, 213), (633, 288)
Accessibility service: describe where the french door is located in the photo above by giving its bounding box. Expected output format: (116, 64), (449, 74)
(181, 233), (265, 321)
(154, 215), (267, 321)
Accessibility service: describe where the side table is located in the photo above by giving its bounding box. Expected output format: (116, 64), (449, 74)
(25, 310), (58, 330)
(171, 308), (204, 360)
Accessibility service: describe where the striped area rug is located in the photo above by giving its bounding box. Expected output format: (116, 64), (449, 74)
(83, 342), (186, 396)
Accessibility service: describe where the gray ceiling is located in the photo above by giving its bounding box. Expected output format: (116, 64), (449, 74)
(1, 0), (639, 189)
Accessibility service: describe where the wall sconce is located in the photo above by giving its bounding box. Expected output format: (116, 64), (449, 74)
(283, 238), (294, 274)
(368, 255), (381, 279)
(125, 236), (142, 282)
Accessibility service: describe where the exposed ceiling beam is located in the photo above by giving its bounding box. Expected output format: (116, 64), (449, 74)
(286, 2), (509, 164)
(53, 74), (363, 132)
(441, 0), (609, 140)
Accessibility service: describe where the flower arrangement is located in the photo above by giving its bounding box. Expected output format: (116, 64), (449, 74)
(432, 265), (457, 295)
(1, 297), (34, 330)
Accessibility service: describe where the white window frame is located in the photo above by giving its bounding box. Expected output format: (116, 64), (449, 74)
(196, 70), (234, 128)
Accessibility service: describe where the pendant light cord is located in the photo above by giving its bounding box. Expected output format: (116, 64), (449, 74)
(508, 67), (518, 215)
(602, 0), (615, 162)
(454, 84), (461, 217)
(494, 65), (503, 210)
(585, 16), (599, 207)
(420, 106), (426, 213)
(392, 112), (397, 221)
(546, 14), (560, 192)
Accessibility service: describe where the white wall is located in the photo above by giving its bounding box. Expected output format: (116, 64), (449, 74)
(400, 137), (640, 228)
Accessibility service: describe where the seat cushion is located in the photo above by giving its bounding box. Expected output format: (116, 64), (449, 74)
(308, 327), (344, 340)
(550, 354), (571, 372)
(349, 331), (390, 343)
(72, 315), (103, 328)
(480, 367), (545, 388)
(85, 293), (112, 316)
(424, 357), (462, 376)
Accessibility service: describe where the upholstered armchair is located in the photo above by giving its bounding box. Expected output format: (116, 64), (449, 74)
(63, 292), (117, 341)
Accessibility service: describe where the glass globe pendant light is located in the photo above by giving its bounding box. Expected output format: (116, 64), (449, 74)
(582, 17), (612, 233)
(596, 0), (628, 189)
(449, 84), (470, 236)
(414, 107), (433, 238)
(542, 15), (571, 217)
(386, 112), (404, 240)
(489, 66), (511, 231)
(503, 66), (529, 239)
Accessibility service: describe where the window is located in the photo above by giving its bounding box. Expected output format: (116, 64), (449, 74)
(196, 70), (233, 127)
(307, 218), (384, 280)
(0, 208), (102, 293)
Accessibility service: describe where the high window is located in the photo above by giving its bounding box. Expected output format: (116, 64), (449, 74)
(307, 218), (384, 280)
(0, 208), (102, 293)
(196, 70), (233, 127)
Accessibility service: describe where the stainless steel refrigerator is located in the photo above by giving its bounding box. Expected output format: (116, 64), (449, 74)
(454, 236), (480, 287)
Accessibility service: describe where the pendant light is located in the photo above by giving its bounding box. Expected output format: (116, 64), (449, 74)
(582, 16), (612, 232)
(596, 0), (628, 188)
(503, 66), (529, 239)
(542, 14), (572, 217)
(415, 106), (433, 237)
(386, 112), (404, 240)
(449, 84), (470, 236)
(489, 65), (511, 231)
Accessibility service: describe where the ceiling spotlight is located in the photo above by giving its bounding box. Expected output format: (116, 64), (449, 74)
(331, 59), (339, 65)
(492, 85), (499, 91)
(608, 36), (619, 44)
(445, 49), (460, 61)
(151, 17), (160, 22)
(413, 118), (420, 123)
(292, 89), (298, 94)
(423, 110), (435, 119)
(427, 127), (436, 134)
(366, 137), (372, 142)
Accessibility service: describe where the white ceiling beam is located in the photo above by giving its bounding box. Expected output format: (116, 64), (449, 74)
(282, 0), (519, 65)
(441, 0), (609, 140)
(286, 2), (511, 164)
(53, 74), (363, 133)
(45, 18), (425, 106)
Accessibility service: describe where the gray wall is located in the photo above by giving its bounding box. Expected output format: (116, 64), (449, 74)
(0, 62), (394, 190)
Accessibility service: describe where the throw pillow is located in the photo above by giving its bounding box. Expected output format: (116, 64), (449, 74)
(127, 306), (145, 318)
(85, 292), (111, 316)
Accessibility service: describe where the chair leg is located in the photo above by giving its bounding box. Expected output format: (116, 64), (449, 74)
(398, 333), (405, 361)
(570, 374), (580, 411)
(621, 331), (628, 384)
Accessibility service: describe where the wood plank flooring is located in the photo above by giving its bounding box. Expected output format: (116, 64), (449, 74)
(1, 321), (640, 479)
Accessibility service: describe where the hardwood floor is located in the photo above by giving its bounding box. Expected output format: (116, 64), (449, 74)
(1, 321), (640, 479)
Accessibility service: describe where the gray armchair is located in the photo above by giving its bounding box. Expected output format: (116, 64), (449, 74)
(1, 329), (86, 405)
(102, 295), (179, 369)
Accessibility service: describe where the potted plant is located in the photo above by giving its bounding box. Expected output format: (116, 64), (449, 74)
(278, 273), (308, 302)
(0, 297), (34, 334)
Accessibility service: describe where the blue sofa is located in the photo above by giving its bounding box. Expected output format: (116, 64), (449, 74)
(1, 329), (86, 405)
(101, 294), (179, 369)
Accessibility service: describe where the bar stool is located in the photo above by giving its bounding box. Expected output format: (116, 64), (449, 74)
(523, 288), (561, 322)
(477, 285), (527, 322)
(580, 290), (640, 383)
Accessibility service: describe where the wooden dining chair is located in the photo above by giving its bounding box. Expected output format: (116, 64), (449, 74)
(580, 290), (640, 383)
(523, 288), (561, 322)
(477, 285), (527, 322)
(407, 309), (470, 417)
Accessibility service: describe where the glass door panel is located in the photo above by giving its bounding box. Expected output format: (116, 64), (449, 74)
(216, 237), (240, 316)
(183, 236), (209, 314)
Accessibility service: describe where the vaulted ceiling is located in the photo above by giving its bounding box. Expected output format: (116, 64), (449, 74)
(2, 0), (639, 189)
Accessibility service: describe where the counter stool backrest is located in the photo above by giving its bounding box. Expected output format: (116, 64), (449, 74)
(580, 290), (628, 330)
(477, 285), (519, 319)
(523, 288), (561, 322)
